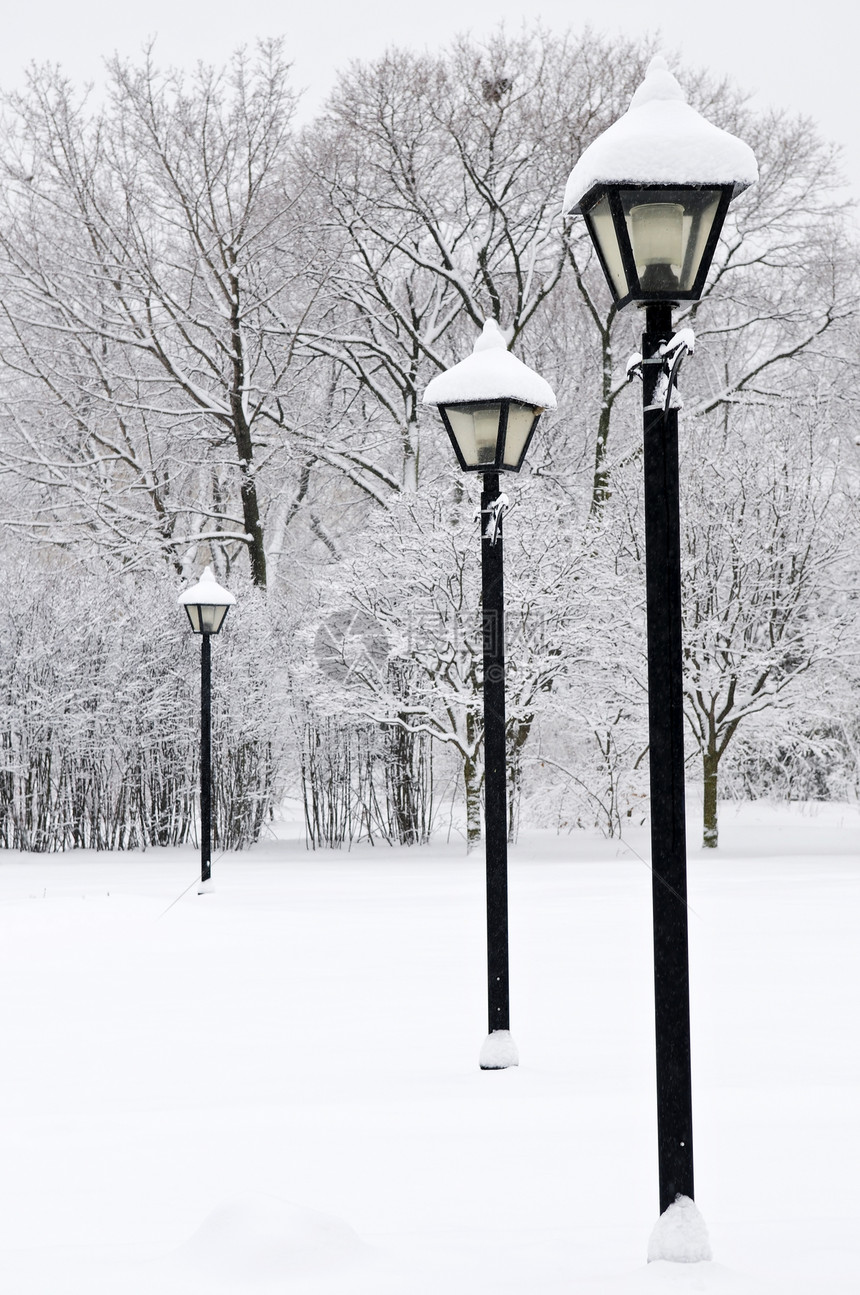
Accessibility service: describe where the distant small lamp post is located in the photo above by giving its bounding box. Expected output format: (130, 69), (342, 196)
(179, 566), (236, 894)
(423, 320), (557, 1069)
(563, 57), (756, 1226)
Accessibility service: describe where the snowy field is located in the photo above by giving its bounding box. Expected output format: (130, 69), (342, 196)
(0, 801), (858, 1293)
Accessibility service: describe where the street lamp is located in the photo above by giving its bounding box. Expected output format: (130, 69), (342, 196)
(563, 57), (756, 1226)
(424, 320), (557, 1069)
(179, 566), (237, 894)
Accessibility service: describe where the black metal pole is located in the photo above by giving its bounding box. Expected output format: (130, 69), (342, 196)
(480, 471), (511, 1047)
(642, 302), (695, 1214)
(200, 631), (212, 886)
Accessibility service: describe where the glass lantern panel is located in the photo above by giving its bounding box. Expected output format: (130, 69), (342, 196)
(585, 195), (628, 298)
(199, 604), (229, 634)
(621, 188), (723, 294)
(184, 604), (202, 633)
(501, 402), (540, 470)
(678, 191), (722, 290)
(445, 402), (503, 467)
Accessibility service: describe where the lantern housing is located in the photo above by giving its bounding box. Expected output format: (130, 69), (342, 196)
(438, 397), (545, 473)
(423, 321), (557, 473)
(578, 182), (732, 308)
(179, 566), (236, 635)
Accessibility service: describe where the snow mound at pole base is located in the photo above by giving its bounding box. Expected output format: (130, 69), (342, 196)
(479, 1029), (519, 1070)
(172, 1193), (365, 1281)
(647, 1195), (713, 1263)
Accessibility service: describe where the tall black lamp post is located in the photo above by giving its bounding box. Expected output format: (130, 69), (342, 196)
(423, 320), (556, 1069)
(563, 57), (756, 1223)
(179, 566), (236, 894)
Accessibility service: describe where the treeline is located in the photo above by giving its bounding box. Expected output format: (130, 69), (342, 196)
(0, 572), (282, 851)
(0, 29), (857, 850)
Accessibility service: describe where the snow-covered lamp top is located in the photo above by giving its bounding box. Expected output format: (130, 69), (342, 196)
(179, 565), (236, 634)
(423, 320), (557, 409)
(563, 57), (758, 215)
(423, 321), (557, 473)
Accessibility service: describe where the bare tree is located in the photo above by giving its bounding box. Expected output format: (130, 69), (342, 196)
(680, 406), (853, 846)
(0, 41), (313, 585)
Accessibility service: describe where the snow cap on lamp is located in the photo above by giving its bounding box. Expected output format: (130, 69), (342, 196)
(423, 320), (557, 409)
(179, 565), (236, 608)
(563, 56), (758, 215)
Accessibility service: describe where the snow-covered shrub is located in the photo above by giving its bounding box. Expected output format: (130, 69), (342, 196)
(0, 565), (285, 852)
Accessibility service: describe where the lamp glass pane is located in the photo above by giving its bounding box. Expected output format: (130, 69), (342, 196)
(501, 402), (540, 470)
(621, 188), (723, 294)
(629, 202), (684, 278)
(585, 195), (628, 298)
(445, 402), (502, 467)
(678, 192), (721, 290)
(199, 604), (229, 634)
(184, 604), (201, 633)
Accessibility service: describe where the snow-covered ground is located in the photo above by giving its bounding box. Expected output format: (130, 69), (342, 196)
(0, 800), (857, 1293)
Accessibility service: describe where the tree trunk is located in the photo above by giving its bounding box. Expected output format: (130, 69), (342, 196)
(385, 720), (432, 845)
(590, 399), (613, 514)
(230, 291), (268, 589)
(239, 464), (268, 589)
(463, 754), (482, 851)
(702, 746), (719, 849)
(589, 319), (616, 514)
(506, 715), (533, 842)
(463, 753), (482, 852)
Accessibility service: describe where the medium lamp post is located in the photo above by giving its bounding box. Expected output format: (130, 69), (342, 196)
(423, 320), (557, 1069)
(563, 57), (757, 1228)
(179, 566), (237, 894)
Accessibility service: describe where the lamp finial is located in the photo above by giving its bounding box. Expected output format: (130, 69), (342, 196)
(631, 56), (686, 109)
(473, 319), (508, 354)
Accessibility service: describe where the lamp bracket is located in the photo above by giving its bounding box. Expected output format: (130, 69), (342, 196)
(482, 492), (510, 546)
(641, 328), (695, 416)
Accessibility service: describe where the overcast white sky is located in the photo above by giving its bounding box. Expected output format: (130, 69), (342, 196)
(2, 1), (856, 199)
